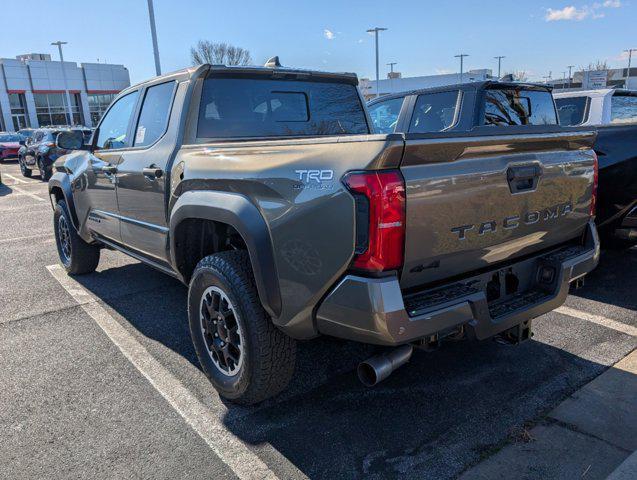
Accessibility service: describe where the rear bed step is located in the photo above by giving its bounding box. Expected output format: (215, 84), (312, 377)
(488, 290), (550, 319)
(404, 283), (480, 317)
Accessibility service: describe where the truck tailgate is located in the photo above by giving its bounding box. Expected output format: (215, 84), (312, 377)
(399, 130), (597, 289)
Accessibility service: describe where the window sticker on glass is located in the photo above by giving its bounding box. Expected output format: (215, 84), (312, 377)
(135, 126), (146, 144)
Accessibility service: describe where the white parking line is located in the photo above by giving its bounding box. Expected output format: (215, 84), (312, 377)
(0, 233), (54, 245)
(555, 306), (637, 337)
(10, 185), (47, 202)
(3, 173), (29, 184)
(46, 264), (280, 480)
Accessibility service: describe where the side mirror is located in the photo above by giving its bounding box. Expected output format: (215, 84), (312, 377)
(56, 130), (84, 151)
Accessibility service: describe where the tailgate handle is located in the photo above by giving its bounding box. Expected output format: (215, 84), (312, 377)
(507, 165), (541, 193)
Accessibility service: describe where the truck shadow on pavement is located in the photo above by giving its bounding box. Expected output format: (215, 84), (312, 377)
(70, 247), (637, 480)
(0, 182), (13, 197)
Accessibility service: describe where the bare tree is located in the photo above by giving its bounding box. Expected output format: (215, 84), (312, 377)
(513, 71), (528, 82)
(582, 60), (609, 71)
(502, 71), (528, 82)
(190, 40), (252, 66)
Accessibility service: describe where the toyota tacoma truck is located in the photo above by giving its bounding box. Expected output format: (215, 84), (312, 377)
(49, 66), (599, 404)
(554, 89), (637, 244)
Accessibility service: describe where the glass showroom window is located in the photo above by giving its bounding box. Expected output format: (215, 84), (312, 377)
(8, 93), (30, 130)
(34, 92), (84, 127)
(88, 93), (116, 125)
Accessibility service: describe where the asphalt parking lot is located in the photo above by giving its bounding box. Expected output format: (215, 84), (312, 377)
(1, 160), (636, 480)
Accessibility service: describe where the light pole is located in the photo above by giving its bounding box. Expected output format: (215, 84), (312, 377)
(147, 0), (162, 76)
(387, 62), (397, 93)
(51, 41), (74, 126)
(494, 55), (505, 78)
(624, 48), (636, 89)
(561, 72), (567, 89)
(567, 65), (575, 88)
(455, 54), (469, 84)
(543, 71), (552, 84)
(367, 27), (387, 98)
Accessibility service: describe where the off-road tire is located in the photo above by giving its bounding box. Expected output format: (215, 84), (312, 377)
(188, 250), (296, 405)
(54, 200), (100, 274)
(19, 156), (32, 178)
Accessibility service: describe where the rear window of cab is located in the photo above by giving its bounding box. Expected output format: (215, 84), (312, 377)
(483, 87), (558, 126)
(197, 77), (369, 138)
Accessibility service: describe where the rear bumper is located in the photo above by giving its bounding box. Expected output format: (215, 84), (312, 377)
(315, 221), (600, 346)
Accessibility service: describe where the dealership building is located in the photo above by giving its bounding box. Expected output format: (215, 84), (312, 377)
(0, 53), (130, 132)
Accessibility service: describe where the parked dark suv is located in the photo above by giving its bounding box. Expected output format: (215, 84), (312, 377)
(19, 127), (91, 180)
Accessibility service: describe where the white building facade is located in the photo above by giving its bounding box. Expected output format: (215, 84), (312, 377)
(0, 53), (130, 132)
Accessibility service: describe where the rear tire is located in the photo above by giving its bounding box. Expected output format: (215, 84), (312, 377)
(54, 200), (100, 274)
(188, 250), (296, 405)
(19, 156), (32, 178)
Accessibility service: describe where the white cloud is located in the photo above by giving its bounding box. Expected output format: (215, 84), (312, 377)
(435, 68), (454, 75)
(545, 0), (622, 21)
(545, 6), (590, 21)
(323, 29), (335, 40)
(357, 39), (364, 44)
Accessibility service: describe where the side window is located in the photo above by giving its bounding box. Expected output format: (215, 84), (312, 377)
(368, 97), (404, 134)
(134, 81), (175, 147)
(96, 91), (139, 150)
(555, 97), (589, 126)
(610, 94), (637, 124)
(409, 91), (459, 133)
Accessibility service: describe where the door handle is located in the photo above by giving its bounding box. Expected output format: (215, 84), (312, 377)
(507, 164), (541, 193)
(143, 166), (163, 179)
(101, 165), (117, 174)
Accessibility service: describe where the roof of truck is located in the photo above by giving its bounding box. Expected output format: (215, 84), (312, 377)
(124, 63), (359, 93)
(553, 88), (637, 99)
(367, 80), (552, 105)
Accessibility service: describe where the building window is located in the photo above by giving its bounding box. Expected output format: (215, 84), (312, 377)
(34, 92), (84, 127)
(8, 93), (30, 130)
(88, 93), (116, 126)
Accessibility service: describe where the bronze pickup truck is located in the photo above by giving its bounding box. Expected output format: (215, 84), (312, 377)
(49, 67), (599, 404)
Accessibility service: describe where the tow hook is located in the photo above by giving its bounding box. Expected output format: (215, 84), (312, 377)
(573, 276), (586, 290)
(357, 345), (413, 387)
(494, 320), (533, 346)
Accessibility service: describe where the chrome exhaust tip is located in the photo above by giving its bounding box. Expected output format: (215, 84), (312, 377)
(357, 344), (413, 387)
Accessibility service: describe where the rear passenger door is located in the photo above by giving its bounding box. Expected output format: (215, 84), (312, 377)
(115, 80), (177, 262)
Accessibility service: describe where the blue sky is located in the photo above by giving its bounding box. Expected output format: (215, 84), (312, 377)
(1, 0), (635, 83)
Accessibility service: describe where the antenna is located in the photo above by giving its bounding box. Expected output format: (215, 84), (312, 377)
(264, 56), (282, 68)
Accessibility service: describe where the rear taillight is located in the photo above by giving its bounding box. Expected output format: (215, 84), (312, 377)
(591, 151), (598, 216)
(343, 170), (406, 272)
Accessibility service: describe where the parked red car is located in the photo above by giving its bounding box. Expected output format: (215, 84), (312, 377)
(0, 134), (22, 162)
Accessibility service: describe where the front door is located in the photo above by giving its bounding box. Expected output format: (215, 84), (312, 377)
(82, 90), (140, 243)
(115, 81), (176, 262)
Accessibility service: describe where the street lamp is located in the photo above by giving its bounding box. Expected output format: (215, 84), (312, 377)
(387, 62), (397, 94)
(455, 54), (469, 84)
(494, 56), (505, 78)
(624, 48), (636, 89)
(367, 27), (387, 98)
(147, 0), (162, 76)
(567, 65), (575, 88)
(51, 41), (74, 126)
